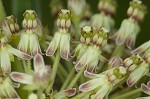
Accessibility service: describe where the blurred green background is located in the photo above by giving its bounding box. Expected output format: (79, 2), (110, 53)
(2, 0), (150, 46)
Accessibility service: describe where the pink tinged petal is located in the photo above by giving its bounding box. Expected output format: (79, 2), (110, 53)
(79, 78), (104, 92)
(46, 32), (61, 56)
(109, 57), (123, 67)
(84, 70), (105, 79)
(10, 72), (33, 85)
(33, 53), (45, 72)
(127, 64), (149, 87)
(34, 18), (43, 37)
(29, 34), (42, 56)
(54, 88), (76, 99)
(94, 85), (110, 99)
(131, 40), (150, 54)
(126, 34), (136, 49)
(5, 82), (20, 99)
(60, 33), (70, 60)
(141, 83), (150, 95)
(147, 81), (150, 88)
(87, 60), (98, 73)
(1, 19), (12, 38)
(18, 33), (29, 53)
(1, 50), (11, 73)
(7, 45), (32, 60)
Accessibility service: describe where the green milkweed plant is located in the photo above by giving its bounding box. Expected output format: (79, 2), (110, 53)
(0, 0), (149, 99)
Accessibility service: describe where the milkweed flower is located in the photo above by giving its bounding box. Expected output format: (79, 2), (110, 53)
(123, 54), (143, 72)
(0, 29), (31, 73)
(131, 40), (150, 63)
(54, 88), (76, 99)
(46, 9), (71, 60)
(1, 15), (19, 38)
(79, 66), (126, 99)
(72, 26), (94, 60)
(127, 61), (149, 87)
(0, 74), (20, 98)
(90, 0), (117, 30)
(75, 27), (109, 72)
(10, 53), (51, 90)
(18, 10), (42, 56)
(127, 0), (147, 22)
(115, 18), (140, 49)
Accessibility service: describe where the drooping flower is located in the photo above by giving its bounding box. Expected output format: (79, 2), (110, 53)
(75, 27), (109, 72)
(0, 29), (31, 73)
(0, 74), (20, 98)
(90, 0), (117, 30)
(46, 9), (71, 60)
(115, 18), (140, 49)
(1, 15), (19, 38)
(10, 53), (51, 90)
(127, 61), (149, 87)
(79, 66), (126, 99)
(72, 26), (94, 60)
(131, 40), (150, 63)
(18, 10), (42, 56)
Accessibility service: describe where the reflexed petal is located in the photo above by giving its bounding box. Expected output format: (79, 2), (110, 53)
(136, 97), (150, 99)
(84, 70), (105, 79)
(115, 32), (126, 45)
(126, 34), (136, 49)
(1, 19), (12, 38)
(79, 78), (104, 92)
(108, 57), (123, 67)
(46, 32), (61, 56)
(18, 33), (29, 53)
(5, 82), (20, 99)
(87, 60), (98, 73)
(7, 45), (32, 60)
(94, 84), (110, 99)
(34, 53), (45, 72)
(29, 34), (42, 56)
(10, 72), (33, 85)
(54, 88), (76, 99)
(34, 18), (43, 37)
(131, 40), (150, 54)
(1, 50), (11, 73)
(147, 81), (150, 88)
(141, 83), (150, 95)
(127, 64), (149, 87)
(60, 33), (70, 60)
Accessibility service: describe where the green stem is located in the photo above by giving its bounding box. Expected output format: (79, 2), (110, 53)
(67, 67), (85, 89)
(110, 88), (141, 99)
(46, 50), (60, 94)
(111, 45), (125, 58)
(60, 67), (75, 90)
(37, 90), (43, 99)
(27, 60), (31, 74)
(72, 92), (90, 99)
(22, 60), (27, 73)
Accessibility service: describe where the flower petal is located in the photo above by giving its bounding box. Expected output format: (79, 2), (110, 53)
(131, 40), (150, 54)
(10, 72), (33, 85)
(141, 83), (150, 95)
(60, 33), (70, 60)
(46, 32), (61, 56)
(94, 84), (110, 99)
(54, 88), (76, 99)
(7, 45), (32, 60)
(18, 33), (29, 53)
(79, 78), (104, 92)
(1, 50), (11, 73)
(126, 34), (136, 49)
(108, 57), (123, 67)
(33, 53), (45, 72)
(84, 70), (105, 79)
(127, 63), (149, 87)
(29, 34), (42, 56)
(5, 82), (20, 99)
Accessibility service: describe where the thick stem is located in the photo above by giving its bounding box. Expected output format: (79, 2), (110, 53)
(60, 67), (75, 90)
(67, 67), (85, 89)
(46, 50), (60, 94)
(37, 90), (43, 99)
(111, 45), (125, 58)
